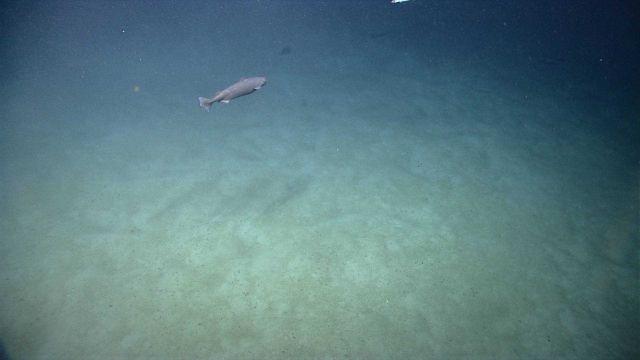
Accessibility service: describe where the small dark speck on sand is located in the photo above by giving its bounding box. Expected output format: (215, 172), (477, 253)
(280, 46), (292, 55)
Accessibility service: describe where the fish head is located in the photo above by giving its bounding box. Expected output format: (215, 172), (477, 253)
(256, 77), (267, 88)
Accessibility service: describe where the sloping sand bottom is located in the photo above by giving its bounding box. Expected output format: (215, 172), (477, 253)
(0, 61), (637, 359)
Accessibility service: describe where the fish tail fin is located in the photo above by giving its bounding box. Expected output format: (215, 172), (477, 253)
(198, 97), (213, 112)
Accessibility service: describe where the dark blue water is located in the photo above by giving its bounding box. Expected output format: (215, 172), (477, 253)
(1, 1), (637, 359)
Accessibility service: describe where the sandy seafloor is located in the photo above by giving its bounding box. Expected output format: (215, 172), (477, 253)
(0, 1), (638, 359)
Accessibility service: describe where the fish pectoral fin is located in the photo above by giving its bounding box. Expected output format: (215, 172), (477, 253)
(221, 100), (230, 104)
(254, 86), (262, 90)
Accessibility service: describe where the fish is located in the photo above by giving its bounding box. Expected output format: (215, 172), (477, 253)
(198, 77), (267, 112)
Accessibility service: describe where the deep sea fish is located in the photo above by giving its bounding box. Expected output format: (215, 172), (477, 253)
(198, 77), (267, 112)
